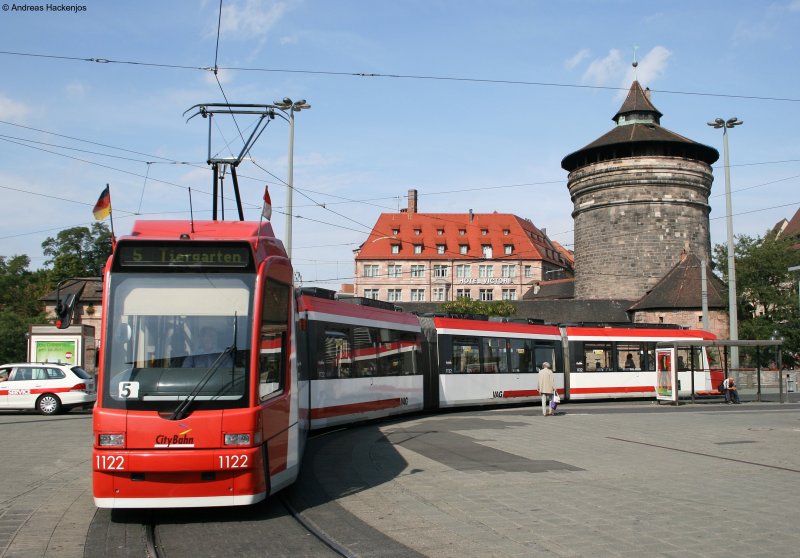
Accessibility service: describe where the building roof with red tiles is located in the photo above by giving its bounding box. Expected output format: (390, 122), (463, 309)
(783, 207), (800, 238)
(355, 211), (570, 268)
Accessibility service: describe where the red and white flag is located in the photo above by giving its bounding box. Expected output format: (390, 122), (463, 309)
(262, 185), (272, 220)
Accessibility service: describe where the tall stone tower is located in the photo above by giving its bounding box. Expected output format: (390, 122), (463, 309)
(561, 81), (719, 300)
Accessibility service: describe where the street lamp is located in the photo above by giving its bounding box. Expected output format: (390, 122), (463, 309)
(708, 116), (743, 372)
(273, 97), (311, 258)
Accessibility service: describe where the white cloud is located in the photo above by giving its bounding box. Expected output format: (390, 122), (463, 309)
(581, 49), (623, 86)
(203, 67), (235, 86)
(217, 0), (297, 40)
(0, 93), (31, 123)
(622, 46), (671, 88)
(564, 48), (590, 70)
(65, 80), (89, 98)
(580, 47), (671, 98)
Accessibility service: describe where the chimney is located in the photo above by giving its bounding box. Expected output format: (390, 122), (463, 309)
(469, 209), (474, 222)
(408, 189), (418, 214)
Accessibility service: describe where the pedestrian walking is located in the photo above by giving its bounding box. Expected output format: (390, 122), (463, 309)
(538, 362), (556, 416)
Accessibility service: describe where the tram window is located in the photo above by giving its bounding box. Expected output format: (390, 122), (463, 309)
(509, 339), (535, 373)
(677, 347), (703, 371)
(644, 344), (656, 371)
(482, 337), (508, 373)
(706, 346), (721, 368)
(259, 331), (284, 399)
(320, 328), (351, 378)
(535, 344), (556, 371)
(584, 342), (613, 371)
(352, 326), (378, 377)
(377, 330), (420, 376)
(616, 343), (645, 371)
(452, 337), (480, 374)
(259, 279), (289, 399)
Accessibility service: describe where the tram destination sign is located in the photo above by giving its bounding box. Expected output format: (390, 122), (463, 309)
(117, 243), (252, 269)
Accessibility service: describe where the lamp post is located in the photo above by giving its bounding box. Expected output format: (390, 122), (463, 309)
(708, 117), (743, 372)
(273, 98), (311, 258)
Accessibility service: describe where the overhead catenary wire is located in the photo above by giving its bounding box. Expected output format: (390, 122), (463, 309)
(1, 49), (799, 102)
(1, 117), (798, 233)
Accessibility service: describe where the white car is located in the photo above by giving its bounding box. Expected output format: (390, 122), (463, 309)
(0, 363), (96, 415)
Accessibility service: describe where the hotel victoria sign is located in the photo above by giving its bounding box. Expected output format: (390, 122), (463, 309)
(456, 277), (513, 285)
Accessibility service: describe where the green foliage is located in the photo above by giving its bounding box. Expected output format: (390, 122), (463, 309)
(0, 256), (48, 362)
(713, 233), (800, 366)
(438, 297), (517, 317)
(41, 222), (112, 283)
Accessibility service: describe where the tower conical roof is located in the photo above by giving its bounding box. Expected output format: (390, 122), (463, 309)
(613, 80), (662, 124)
(561, 81), (719, 172)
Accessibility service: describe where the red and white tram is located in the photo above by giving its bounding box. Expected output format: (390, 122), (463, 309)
(91, 219), (722, 509)
(297, 290), (424, 429)
(93, 220), (303, 508)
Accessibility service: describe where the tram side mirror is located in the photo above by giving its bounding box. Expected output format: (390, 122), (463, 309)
(115, 323), (132, 344)
(55, 293), (76, 329)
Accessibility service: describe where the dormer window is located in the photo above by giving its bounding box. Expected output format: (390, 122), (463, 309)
(391, 244), (400, 254)
(414, 229), (421, 236)
(503, 229), (510, 236)
(437, 244), (446, 254)
(459, 229), (466, 236)
(481, 229), (488, 236)
(392, 229), (399, 235)
(414, 244), (423, 254)
(437, 229), (444, 236)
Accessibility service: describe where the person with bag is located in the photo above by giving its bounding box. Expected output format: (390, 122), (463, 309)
(723, 375), (741, 404)
(538, 362), (556, 416)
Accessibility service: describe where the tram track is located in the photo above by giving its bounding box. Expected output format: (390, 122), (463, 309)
(138, 495), (349, 558)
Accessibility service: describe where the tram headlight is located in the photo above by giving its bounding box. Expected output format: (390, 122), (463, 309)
(224, 432), (261, 446)
(98, 433), (125, 447)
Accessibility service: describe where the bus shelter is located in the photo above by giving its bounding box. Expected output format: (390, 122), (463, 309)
(655, 339), (785, 404)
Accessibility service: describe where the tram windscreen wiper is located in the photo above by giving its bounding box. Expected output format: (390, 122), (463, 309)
(169, 316), (237, 421)
(169, 345), (234, 421)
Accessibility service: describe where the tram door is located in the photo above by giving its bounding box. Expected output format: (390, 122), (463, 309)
(655, 347), (678, 403)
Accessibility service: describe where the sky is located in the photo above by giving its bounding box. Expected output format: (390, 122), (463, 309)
(1, 0), (799, 289)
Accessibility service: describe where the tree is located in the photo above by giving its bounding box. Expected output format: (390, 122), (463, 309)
(438, 297), (516, 318)
(0, 255), (48, 362)
(41, 223), (112, 282)
(713, 233), (800, 366)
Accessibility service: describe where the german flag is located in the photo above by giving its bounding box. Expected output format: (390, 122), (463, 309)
(92, 186), (111, 220)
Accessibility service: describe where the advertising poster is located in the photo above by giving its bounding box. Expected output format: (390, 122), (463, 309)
(35, 340), (77, 365)
(656, 348), (674, 401)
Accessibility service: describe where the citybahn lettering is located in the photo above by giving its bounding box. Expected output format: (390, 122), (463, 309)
(154, 434), (195, 447)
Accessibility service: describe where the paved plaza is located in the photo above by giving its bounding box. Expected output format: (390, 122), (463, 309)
(2, 401), (799, 557)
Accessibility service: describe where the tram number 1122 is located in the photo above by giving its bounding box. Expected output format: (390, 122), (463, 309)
(218, 455), (249, 469)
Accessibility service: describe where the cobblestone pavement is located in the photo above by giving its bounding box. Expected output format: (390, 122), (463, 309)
(0, 411), (94, 558)
(3, 401), (800, 557)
